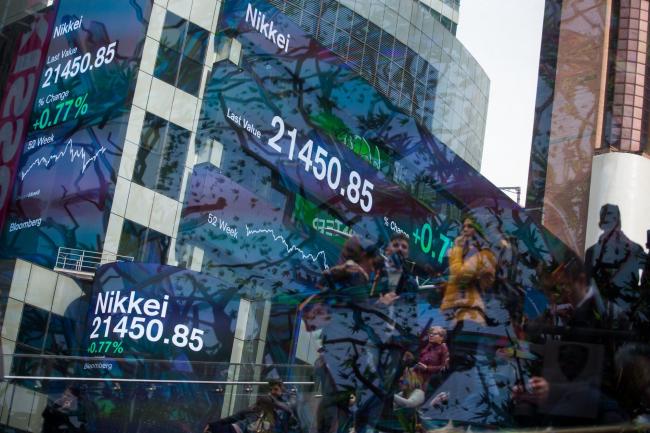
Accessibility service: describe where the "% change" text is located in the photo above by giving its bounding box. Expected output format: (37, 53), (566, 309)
(33, 93), (89, 131)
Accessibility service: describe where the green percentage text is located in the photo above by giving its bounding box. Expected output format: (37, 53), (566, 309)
(87, 340), (124, 354)
(32, 93), (89, 131)
(412, 223), (452, 264)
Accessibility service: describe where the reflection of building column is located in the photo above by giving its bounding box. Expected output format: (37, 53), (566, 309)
(611, 0), (649, 151)
(585, 152), (650, 249)
(542, 0), (611, 255)
(221, 298), (271, 417)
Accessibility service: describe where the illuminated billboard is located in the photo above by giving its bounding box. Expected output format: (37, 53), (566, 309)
(174, 0), (562, 428)
(0, 0), (152, 266)
(0, 8), (55, 235)
(85, 262), (238, 366)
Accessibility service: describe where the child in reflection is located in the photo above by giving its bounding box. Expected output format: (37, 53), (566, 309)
(415, 326), (449, 387)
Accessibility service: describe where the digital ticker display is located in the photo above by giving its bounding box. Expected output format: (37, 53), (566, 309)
(178, 0), (525, 286)
(179, 0), (556, 314)
(0, 0), (152, 266)
(84, 262), (238, 368)
(174, 1), (558, 428)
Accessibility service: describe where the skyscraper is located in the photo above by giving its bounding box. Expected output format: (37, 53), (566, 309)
(527, 0), (650, 254)
(267, 0), (488, 169)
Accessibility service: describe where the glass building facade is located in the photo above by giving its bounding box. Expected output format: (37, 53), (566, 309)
(0, 1), (648, 433)
(267, 0), (488, 170)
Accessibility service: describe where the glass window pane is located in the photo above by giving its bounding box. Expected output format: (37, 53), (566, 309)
(336, 5), (353, 32)
(156, 122), (190, 198)
(119, 221), (171, 264)
(44, 314), (74, 355)
(160, 11), (186, 51)
(317, 20), (335, 47)
(178, 55), (204, 96)
(17, 305), (49, 350)
(140, 113), (167, 152)
(183, 23), (209, 63)
(134, 145), (162, 191)
(300, 12), (318, 34)
(154, 45), (181, 86)
(321, 2), (337, 24)
(366, 22), (381, 47)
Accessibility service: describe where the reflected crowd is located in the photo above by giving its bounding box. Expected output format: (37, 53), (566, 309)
(206, 203), (650, 433)
(35, 202), (650, 433)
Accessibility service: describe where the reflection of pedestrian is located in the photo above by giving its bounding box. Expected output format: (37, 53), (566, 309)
(318, 236), (378, 295)
(415, 326), (449, 387)
(42, 385), (90, 433)
(205, 381), (296, 433)
(514, 256), (626, 426)
(311, 234), (413, 433)
(393, 354), (424, 433)
(380, 232), (417, 296)
(585, 204), (646, 328)
(441, 218), (496, 327)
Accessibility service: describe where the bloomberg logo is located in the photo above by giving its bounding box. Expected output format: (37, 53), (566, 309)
(0, 12), (53, 233)
(245, 3), (291, 52)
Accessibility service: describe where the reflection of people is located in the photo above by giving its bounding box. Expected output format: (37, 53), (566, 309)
(614, 343), (650, 422)
(376, 233), (419, 346)
(415, 326), (449, 386)
(319, 236), (377, 294)
(585, 204), (646, 329)
(393, 353), (424, 433)
(441, 218), (496, 326)
(42, 385), (91, 433)
(205, 381), (296, 433)
(383, 233), (411, 289)
(544, 256), (606, 336)
(311, 233), (418, 433)
(514, 256), (626, 426)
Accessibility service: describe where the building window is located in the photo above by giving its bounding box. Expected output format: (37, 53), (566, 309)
(154, 12), (208, 96)
(134, 112), (190, 200)
(119, 220), (171, 264)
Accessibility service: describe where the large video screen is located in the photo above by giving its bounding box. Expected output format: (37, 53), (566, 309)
(174, 0), (566, 429)
(0, 7), (56, 238)
(84, 262), (239, 368)
(0, 0), (152, 266)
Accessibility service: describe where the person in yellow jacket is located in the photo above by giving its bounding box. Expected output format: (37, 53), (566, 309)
(441, 217), (497, 327)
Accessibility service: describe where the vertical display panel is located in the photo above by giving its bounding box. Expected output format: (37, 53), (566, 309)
(0, 8), (56, 234)
(0, 0), (152, 266)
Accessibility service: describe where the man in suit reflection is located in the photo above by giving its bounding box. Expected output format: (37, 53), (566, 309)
(585, 204), (647, 330)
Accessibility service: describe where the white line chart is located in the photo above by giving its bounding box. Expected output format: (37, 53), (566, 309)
(245, 225), (329, 269)
(20, 139), (107, 181)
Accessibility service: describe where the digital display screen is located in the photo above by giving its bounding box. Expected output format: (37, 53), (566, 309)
(85, 262), (238, 369)
(173, 0), (561, 428)
(0, 8), (56, 236)
(0, 0), (152, 266)
(181, 0), (554, 289)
